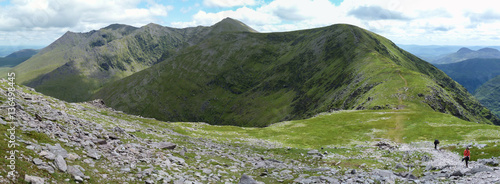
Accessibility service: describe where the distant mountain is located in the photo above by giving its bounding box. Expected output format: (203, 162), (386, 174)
(5, 49), (38, 58)
(433, 47), (500, 64)
(397, 45), (500, 62)
(435, 58), (500, 93)
(10, 17), (256, 102)
(475, 75), (500, 118)
(0, 49), (38, 67)
(94, 22), (499, 127)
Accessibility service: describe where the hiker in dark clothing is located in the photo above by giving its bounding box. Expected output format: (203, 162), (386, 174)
(462, 147), (471, 168)
(434, 139), (439, 150)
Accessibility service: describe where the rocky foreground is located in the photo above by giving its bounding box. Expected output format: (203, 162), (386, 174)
(1, 78), (500, 184)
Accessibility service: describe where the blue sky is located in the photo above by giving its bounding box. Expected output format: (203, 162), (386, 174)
(0, 0), (499, 47)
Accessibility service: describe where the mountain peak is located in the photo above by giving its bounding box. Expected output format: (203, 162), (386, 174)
(478, 47), (500, 53)
(103, 24), (138, 31)
(457, 47), (473, 54)
(210, 17), (257, 33)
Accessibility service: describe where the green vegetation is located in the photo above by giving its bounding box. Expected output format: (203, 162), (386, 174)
(8, 18), (256, 103)
(435, 58), (500, 93)
(475, 75), (500, 118)
(95, 23), (499, 127)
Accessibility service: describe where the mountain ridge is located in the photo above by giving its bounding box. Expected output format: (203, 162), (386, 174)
(434, 47), (500, 64)
(94, 22), (499, 126)
(9, 18), (257, 102)
(435, 58), (500, 93)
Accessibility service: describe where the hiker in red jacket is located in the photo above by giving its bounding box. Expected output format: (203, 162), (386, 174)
(462, 147), (471, 168)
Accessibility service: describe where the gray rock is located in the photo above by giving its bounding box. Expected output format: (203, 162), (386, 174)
(83, 158), (95, 167)
(67, 165), (85, 178)
(395, 163), (407, 170)
(74, 175), (84, 182)
(478, 158), (499, 166)
(39, 150), (56, 160)
(202, 168), (212, 174)
(86, 148), (101, 160)
(239, 174), (258, 184)
(451, 170), (464, 177)
(33, 158), (44, 165)
(120, 167), (131, 172)
(467, 165), (494, 174)
(54, 155), (67, 172)
(48, 144), (68, 158)
(37, 164), (55, 174)
(25, 174), (44, 184)
(350, 169), (356, 174)
(476, 144), (487, 149)
(67, 153), (80, 161)
(307, 150), (319, 155)
(169, 156), (185, 165)
(294, 177), (313, 184)
(152, 142), (177, 149)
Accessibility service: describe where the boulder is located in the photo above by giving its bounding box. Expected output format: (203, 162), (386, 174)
(451, 170), (464, 177)
(169, 156), (186, 165)
(48, 144), (68, 158)
(86, 148), (101, 160)
(307, 150), (319, 155)
(25, 174), (44, 184)
(37, 164), (55, 173)
(395, 163), (407, 170)
(239, 174), (258, 184)
(54, 155), (67, 172)
(67, 165), (85, 178)
(33, 158), (44, 165)
(467, 165), (493, 174)
(478, 158), (499, 166)
(152, 142), (177, 150)
(39, 150), (56, 160)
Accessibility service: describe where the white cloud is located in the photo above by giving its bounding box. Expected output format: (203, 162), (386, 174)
(0, 0), (173, 46)
(203, 0), (256, 8)
(3, 0), (500, 46)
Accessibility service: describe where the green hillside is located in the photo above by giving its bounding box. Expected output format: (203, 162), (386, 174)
(2, 79), (500, 183)
(475, 75), (500, 118)
(10, 18), (256, 102)
(435, 58), (500, 93)
(0, 49), (38, 68)
(95, 23), (499, 127)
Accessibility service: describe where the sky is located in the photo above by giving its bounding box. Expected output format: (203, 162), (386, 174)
(1, 0), (500, 47)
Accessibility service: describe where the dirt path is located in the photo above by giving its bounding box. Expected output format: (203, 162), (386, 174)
(399, 142), (478, 172)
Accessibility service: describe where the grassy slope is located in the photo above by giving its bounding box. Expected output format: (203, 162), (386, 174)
(95, 24), (499, 127)
(2, 81), (499, 183)
(435, 58), (500, 93)
(475, 75), (500, 117)
(9, 19), (256, 103)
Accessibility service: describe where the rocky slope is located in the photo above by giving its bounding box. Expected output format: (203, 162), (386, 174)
(94, 23), (499, 127)
(1, 79), (500, 184)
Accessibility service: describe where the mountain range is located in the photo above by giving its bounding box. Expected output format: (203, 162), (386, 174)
(432, 47), (500, 64)
(5, 18), (500, 127)
(0, 49), (38, 67)
(435, 58), (500, 93)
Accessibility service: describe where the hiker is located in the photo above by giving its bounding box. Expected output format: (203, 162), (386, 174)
(434, 139), (439, 150)
(462, 147), (471, 168)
